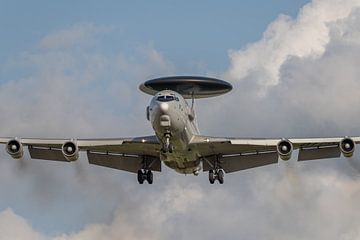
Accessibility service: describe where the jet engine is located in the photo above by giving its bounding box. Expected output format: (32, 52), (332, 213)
(340, 137), (355, 158)
(6, 139), (23, 159)
(277, 139), (293, 161)
(61, 140), (79, 161)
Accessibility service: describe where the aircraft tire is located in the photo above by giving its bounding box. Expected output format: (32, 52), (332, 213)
(162, 145), (170, 153)
(169, 144), (173, 153)
(209, 170), (215, 184)
(137, 170), (144, 184)
(147, 170), (153, 184)
(218, 169), (224, 184)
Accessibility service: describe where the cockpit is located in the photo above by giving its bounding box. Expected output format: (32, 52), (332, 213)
(156, 95), (179, 102)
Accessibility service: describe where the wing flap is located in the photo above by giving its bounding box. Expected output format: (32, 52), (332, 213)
(190, 135), (279, 156)
(87, 152), (161, 173)
(203, 152), (278, 173)
(298, 146), (341, 161)
(78, 136), (160, 156)
(29, 147), (68, 162)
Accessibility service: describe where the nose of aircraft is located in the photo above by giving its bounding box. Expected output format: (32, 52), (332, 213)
(159, 102), (169, 113)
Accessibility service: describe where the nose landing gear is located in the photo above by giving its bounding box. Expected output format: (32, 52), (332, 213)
(209, 169), (224, 184)
(162, 134), (173, 153)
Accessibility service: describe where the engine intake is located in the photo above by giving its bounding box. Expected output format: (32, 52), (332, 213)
(61, 140), (79, 161)
(340, 137), (355, 158)
(277, 139), (293, 161)
(6, 139), (23, 159)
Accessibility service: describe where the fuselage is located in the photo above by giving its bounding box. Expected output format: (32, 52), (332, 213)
(148, 90), (201, 174)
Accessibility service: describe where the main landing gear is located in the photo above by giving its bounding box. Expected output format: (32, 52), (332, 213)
(137, 169), (153, 184)
(209, 169), (224, 184)
(162, 134), (173, 153)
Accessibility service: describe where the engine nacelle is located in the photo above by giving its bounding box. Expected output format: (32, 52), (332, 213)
(277, 139), (293, 161)
(340, 137), (355, 158)
(6, 139), (23, 159)
(61, 140), (79, 161)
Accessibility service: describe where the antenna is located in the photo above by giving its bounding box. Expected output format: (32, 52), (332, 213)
(139, 76), (232, 99)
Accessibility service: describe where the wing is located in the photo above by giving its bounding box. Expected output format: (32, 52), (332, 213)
(189, 135), (360, 173)
(0, 136), (162, 173)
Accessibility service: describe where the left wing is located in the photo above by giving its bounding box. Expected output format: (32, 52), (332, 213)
(0, 136), (162, 173)
(189, 135), (360, 173)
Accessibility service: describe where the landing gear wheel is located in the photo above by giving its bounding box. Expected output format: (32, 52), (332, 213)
(162, 134), (173, 153)
(137, 170), (144, 184)
(209, 170), (215, 184)
(162, 144), (173, 153)
(217, 169), (224, 184)
(208, 169), (225, 184)
(146, 170), (153, 184)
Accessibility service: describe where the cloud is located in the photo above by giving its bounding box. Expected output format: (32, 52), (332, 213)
(0, 22), (176, 236)
(203, 1), (360, 138)
(197, 2), (360, 237)
(4, 167), (360, 240)
(0, 180), (204, 240)
(3, 1), (360, 240)
(0, 26), (174, 138)
(40, 23), (111, 50)
(52, 180), (204, 240)
(0, 209), (45, 240)
(224, 0), (360, 93)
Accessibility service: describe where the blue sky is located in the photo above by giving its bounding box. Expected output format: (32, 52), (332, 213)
(0, 1), (309, 73)
(3, 0), (360, 239)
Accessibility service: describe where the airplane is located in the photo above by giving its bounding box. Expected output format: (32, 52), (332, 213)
(1, 76), (359, 184)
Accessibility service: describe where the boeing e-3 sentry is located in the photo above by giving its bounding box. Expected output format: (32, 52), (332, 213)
(1, 76), (359, 184)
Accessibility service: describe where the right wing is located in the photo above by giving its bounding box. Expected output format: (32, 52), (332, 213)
(0, 136), (162, 173)
(189, 135), (360, 173)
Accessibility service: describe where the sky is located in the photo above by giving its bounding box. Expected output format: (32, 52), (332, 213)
(3, 0), (360, 239)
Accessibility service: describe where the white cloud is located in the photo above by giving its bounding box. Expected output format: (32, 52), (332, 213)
(224, 0), (360, 93)
(0, 180), (204, 240)
(0, 209), (45, 240)
(3, 1), (360, 239)
(6, 167), (360, 240)
(40, 23), (110, 50)
(202, 0), (360, 137)
(53, 180), (204, 240)
(0, 22), (176, 238)
(0, 26), (174, 138)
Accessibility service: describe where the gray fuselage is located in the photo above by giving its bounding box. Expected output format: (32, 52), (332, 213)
(148, 90), (201, 174)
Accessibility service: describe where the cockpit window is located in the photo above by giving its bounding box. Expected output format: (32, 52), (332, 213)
(157, 95), (175, 102)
